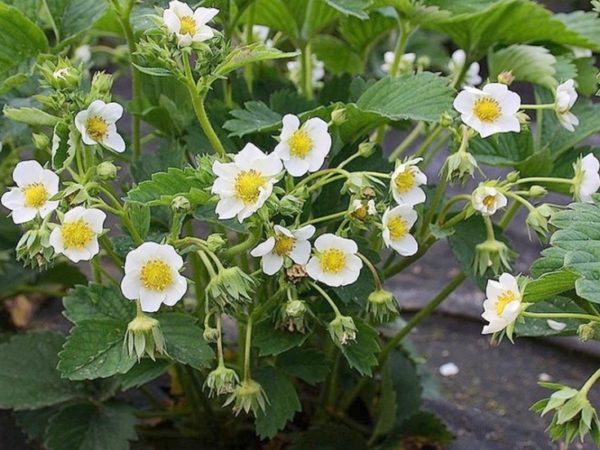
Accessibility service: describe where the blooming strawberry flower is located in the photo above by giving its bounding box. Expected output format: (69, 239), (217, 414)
(448, 49), (482, 87)
(1, 161), (59, 224)
(453, 83), (521, 138)
(306, 234), (363, 287)
(121, 242), (188, 312)
(251, 225), (315, 275)
(390, 158), (427, 206)
(572, 154), (600, 203)
(482, 273), (522, 334)
(212, 143), (283, 222)
(555, 79), (579, 132)
(75, 100), (125, 153)
(274, 114), (332, 177)
(49, 207), (106, 263)
(382, 205), (418, 256)
(163, 1), (219, 47)
(472, 185), (508, 216)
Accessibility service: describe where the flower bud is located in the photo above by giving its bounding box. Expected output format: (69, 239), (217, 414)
(206, 267), (256, 309)
(367, 289), (398, 322)
(205, 365), (239, 397)
(171, 195), (192, 214)
(224, 379), (268, 416)
(277, 299), (309, 333)
(497, 70), (515, 85)
(506, 171), (520, 183)
(528, 185), (547, 197)
(203, 326), (220, 343)
(526, 208), (549, 239)
(90, 71), (114, 97)
(439, 112), (454, 128)
(206, 233), (226, 252)
(416, 55), (431, 70)
(328, 315), (357, 346)
(125, 314), (167, 360)
(578, 322), (599, 342)
(444, 150), (478, 183)
(358, 142), (376, 158)
(32, 133), (50, 151)
(96, 161), (118, 181)
(362, 187), (377, 199)
(517, 111), (530, 126)
(40, 58), (81, 90)
(474, 238), (514, 276)
(331, 107), (347, 125)
(278, 194), (303, 217)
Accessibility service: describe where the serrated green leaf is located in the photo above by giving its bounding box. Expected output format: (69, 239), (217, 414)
(254, 367), (301, 439)
(0, 332), (81, 410)
(223, 101), (282, 138)
(555, 11), (600, 52)
(14, 407), (61, 442)
(382, 411), (453, 448)
(58, 320), (136, 381)
(131, 63), (173, 77)
(389, 349), (421, 423)
(488, 45), (557, 89)
(289, 424), (368, 450)
(156, 313), (215, 370)
(324, 0), (371, 19)
(45, 401), (137, 450)
(213, 43), (297, 78)
(523, 270), (578, 303)
(51, 122), (74, 171)
(47, 0), (108, 41)
(119, 359), (171, 391)
(251, 0), (299, 39)
(63, 283), (135, 324)
(3, 106), (60, 127)
(0, 73), (28, 95)
(356, 73), (453, 123)
(469, 130), (534, 167)
(276, 348), (330, 385)
(339, 318), (379, 376)
(126, 167), (211, 207)
(253, 320), (309, 356)
(531, 247), (567, 278)
(312, 35), (363, 75)
(339, 10), (396, 55)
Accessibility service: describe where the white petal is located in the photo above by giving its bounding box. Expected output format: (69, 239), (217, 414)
(289, 240), (311, 265)
(294, 225), (316, 240)
(193, 7), (219, 25)
(215, 197), (244, 220)
(250, 237), (275, 257)
(82, 209), (107, 233)
(13, 160), (44, 186)
(12, 208), (37, 224)
(284, 158), (310, 177)
(391, 234), (418, 256)
(121, 275), (141, 300)
(261, 253), (283, 275)
(163, 9), (181, 33)
(103, 130), (126, 153)
(139, 290), (167, 313)
(193, 25), (214, 42)
(101, 103), (123, 122)
(280, 114), (300, 141)
(164, 275), (187, 306)
(49, 228), (64, 254)
(1, 188), (24, 210)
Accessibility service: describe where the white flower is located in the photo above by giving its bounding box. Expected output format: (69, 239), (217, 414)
(555, 79), (579, 132)
(163, 1), (218, 47)
(472, 185), (507, 216)
(74, 45), (91, 63)
(250, 225), (315, 275)
(381, 51), (416, 73)
(448, 49), (482, 87)
(75, 100), (125, 153)
(482, 273), (522, 334)
(252, 25), (272, 47)
(49, 207), (106, 263)
(382, 205), (418, 256)
(306, 234), (363, 287)
(287, 56), (325, 87)
(274, 114), (332, 177)
(212, 143), (283, 222)
(121, 242), (187, 313)
(1, 161), (59, 224)
(573, 154), (600, 203)
(390, 158), (427, 206)
(453, 83), (521, 138)
(351, 199), (376, 220)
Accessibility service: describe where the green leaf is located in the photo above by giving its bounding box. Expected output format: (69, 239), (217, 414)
(339, 318), (380, 376)
(372, 363), (398, 439)
(312, 36), (363, 75)
(58, 320), (136, 380)
(156, 313), (215, 370)
(469, 130), (534, 167)
(63, 283), (135, 324)
(276, 348), (330, 385)
(289, 424), (368, 450)
(254, 367), (301, 439)
(125, 167), (211, 207)
(213, 43), (297, 78)
(324, 0), (372, 19)
(223, 101), (282, 138)
(522, 270), (578, 303)
(14, 407), (61, 441)
(515, 297), (586, 337)
(0, 4), (48, 81)
(555, 11), (600, 52)
(531, 247), (567, 278)
(3, 106), (60, 127)
(383, 411), (453, 449)
(130, 63), (173, 78)
(488, 45), (557, 89)
(251, 0), (299, 39)
(119, 359), (171, 391)
(46, 0), (108, 41)
(339, 11), (396, 55)
(388, 349), (422, 423)
(0, 332), (81, 410)
(51, 122), (74, 171)
(0, 73), (28, 96)
(356, 73), (454, 123)
(45, 401), (137, 450)
(253, 320), (309, 356)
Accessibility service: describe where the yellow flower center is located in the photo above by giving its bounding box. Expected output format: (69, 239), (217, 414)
(288, 130), (313, 158)
(319, 248), (346, 274)
(496, 290), (519, 316)
(140, 259), (173, 292)
(483, 195), (497, 209)
(62, 220), (94, 249)
(180, 16), (197, 35)
(394, 169), (415, 193)
(353, 205), (368, 221)
(274, 235), (296, 256)
(23, 183), (49, 208)
(86, 116), (108, 141)
(234, 169), (266, 205)
(387, 216), (409, 241)
(473, 97), (501, 123)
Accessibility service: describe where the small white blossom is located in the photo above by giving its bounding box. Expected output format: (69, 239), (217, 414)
(482, 273), (522, 334)
(573, 154), (600, 203)
(75, 100), (125, 153)
(163, 1), (218, 47)
(306, 234), (363, 287)
(351, 199), (376, 219)
(382, 205), (418, 256)
(121, 242), (187, 313)
(212, 143), (282, 222)
(472, 185), (507, 216)
(390, 158), (427, 206)
(287, 56), (325, 88)
(49, 207), (106, 263)
(1, 161), (59, 224)
(274, 114), (331, 177)
(74, 45), (91, 63)
(381, 51), (416, 73)
(449, 49), (482, 87)
(453, 83), (521, 138)
(252, 25), (272, 47)
(555, 79), (579, 132)
(250, 225), (315, 275)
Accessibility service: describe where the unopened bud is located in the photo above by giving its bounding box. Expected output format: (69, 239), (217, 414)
(416, 55), (431, 69)
(497, 70), (515, 85)
(528, 185), (547, 197)
(96, 161), (118, 180)
(32, 133), (50, 151)
(331, 107), (347, 125)
(328, 315), (357, 346)
(506, 171), (520, 183)
(358, 142), (376, 158)
(439, 112), (454, 128)
(203, 326), (220, 343)
(171, 195), (191, 214)
(206, 233), (226, 252)
(91, 71), (114, 96)
(367, 289), (398, 322)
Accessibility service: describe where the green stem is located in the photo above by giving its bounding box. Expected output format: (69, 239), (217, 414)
(302, 210), (348, 227)
(243, 315), (254, 381)
(388, 122), (424, 161)
(183, 55), (226, 158)
(413, 125), (443, 158)
(223, 226), (261, 259)
(522, 311), (600, 323)
(512, 177), (574, 186)
(581, 368), (600, 395)
(310, 281), (342, 316)
(521, 103), (555, 110)
(498, 201), (520, 229)
(418, 166), (448, 239)
(389, 22), (411, 78)
(357, 253), (383, 290)
(301, 42), (314, 100)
